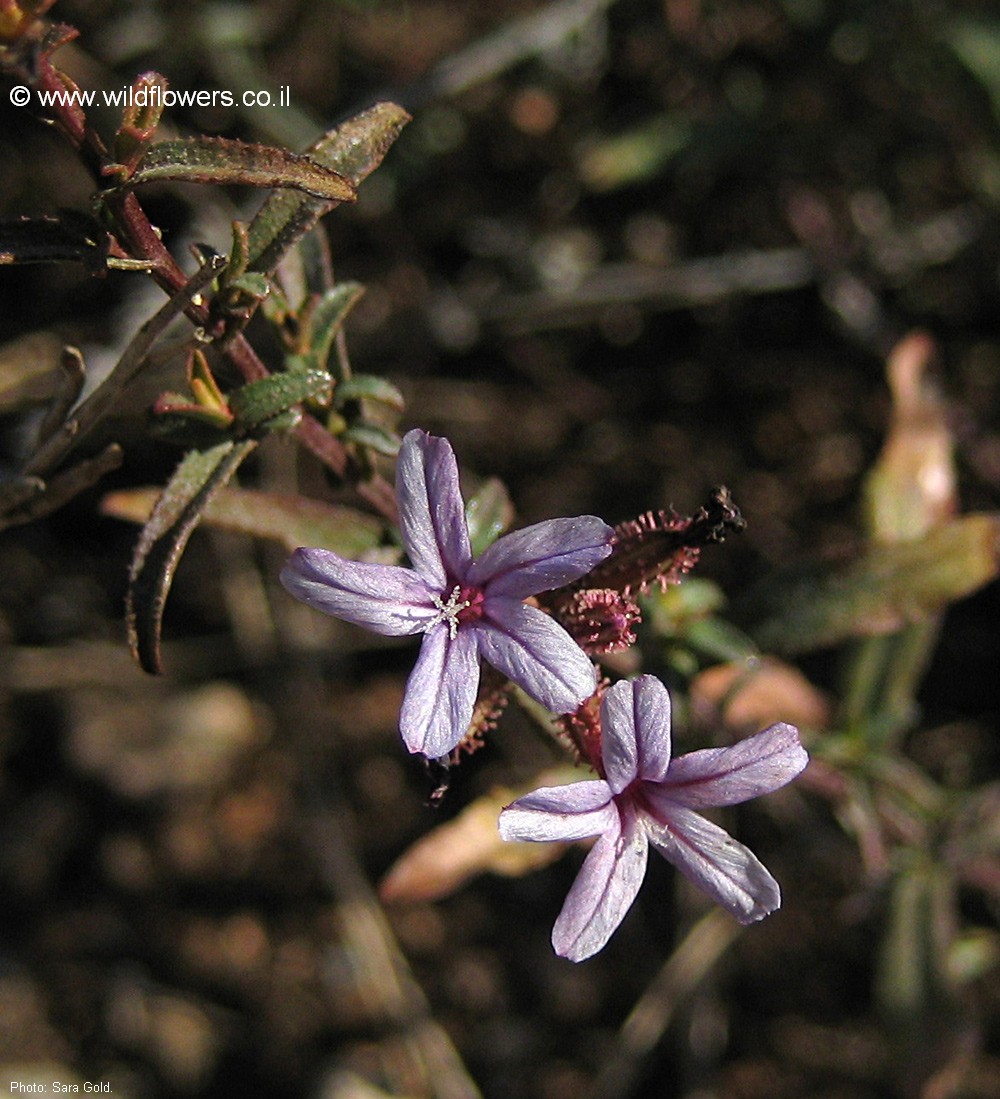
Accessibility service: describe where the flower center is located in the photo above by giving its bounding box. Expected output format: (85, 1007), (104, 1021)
(428, 584), (484, 638)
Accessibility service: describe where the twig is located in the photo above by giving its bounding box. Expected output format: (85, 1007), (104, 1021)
(377, 0), (622, 111)
(290, 692), (482, 1099)
(475, 205), (983, 337)
(586, 909), (741, 1099)
(22, 257), (224, 479)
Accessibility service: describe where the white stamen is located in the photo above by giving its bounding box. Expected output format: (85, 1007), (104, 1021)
(429, 585), (470, 639)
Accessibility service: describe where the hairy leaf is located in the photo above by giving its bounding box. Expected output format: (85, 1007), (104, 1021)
(246, 101), (410, 276)
(228, 368), (332, 429)
(127, 439), (257, 673)
(104, 484), (384, 556)
(741, 515), (1000, 655)
(123, 137), (357, 201)
(333, 372), (405, 410)
(299, 282), (365, 373)
(339, 422), (400, 456)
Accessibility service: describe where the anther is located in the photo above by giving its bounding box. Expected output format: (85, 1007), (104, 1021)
(429, 585), (471, 639)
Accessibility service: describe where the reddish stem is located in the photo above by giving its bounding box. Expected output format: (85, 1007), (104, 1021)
(27, 39), (399, 525)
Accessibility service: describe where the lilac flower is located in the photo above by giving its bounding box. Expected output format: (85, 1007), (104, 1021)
(281, 429), (615, 758)
(498, 674), (808, 961)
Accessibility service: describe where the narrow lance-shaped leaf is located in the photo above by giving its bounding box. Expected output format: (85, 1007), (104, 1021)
(297, 282), (366, 373)
(742, 515), (1000, 655)
(103, 484), (385, 557)
(339, 422), (401, 456)
(127, 439), (257, 674)
(246, 101), (411, 276)
(847, 333), (957, 738)
(34, 346), (86, 446)
(464, 476), (514, 557)
(112, 72), (168, 174)
(874, 857), (956, 1036)
(333, 373), (405, 410)
(228, 368), (332, 430)
(120, 137), (358, 202)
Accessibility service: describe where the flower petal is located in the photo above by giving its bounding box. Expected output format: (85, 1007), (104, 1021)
(475, 599), (597, 712)
(552, 805), (648, 962)
(399, 624), (480, 756)
(645, 804), (781, 923)
(396, 430), (472, 588)
(280, 548), (437, 635)
(657, 722), (808, 808)
(468, 516), (615, 598)
(499, 781), (616, 842)
(601, 675), (672, 793)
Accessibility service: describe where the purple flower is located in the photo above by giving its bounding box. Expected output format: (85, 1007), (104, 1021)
(498, 674), (808, 961)
(280, 429), (615, 758)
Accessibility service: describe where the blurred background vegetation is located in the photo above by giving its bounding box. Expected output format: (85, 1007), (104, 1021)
(2, 1), (1000, 1097)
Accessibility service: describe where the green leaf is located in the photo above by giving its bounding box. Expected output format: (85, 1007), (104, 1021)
(875, 858), (955, 1035)
(223, 272), (272, 300)
(225, 220), (252, 281)
(301, 282), (365, 372)
(740, 515), (1000, 655)
(465, 477), (514, 557)
(112, 72), (169, 172)
(246, 101), (411, 276)
(333, 372), (405, 410)
(683, 616), (759, 664)
(946, 18), (1000, 128)
(228, 368), (332, 430)
(104, 484), (384, 556)
(578, 113), (694, 192)
(122, 137), (358, 201)
(126, 439), (257, 673)
(339, 422), (401, 456)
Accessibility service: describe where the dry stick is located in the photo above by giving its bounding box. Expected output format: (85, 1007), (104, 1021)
(288, 686), (482, 1099)
(22, 256), (224, 478)
(309, 806), (483, 1099)
(586, 909), (741, 1099)
(385, 0), (622, 110)
(7, 444), (124, 529)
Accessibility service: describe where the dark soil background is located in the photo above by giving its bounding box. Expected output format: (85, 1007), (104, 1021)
(2, 2), (1000, 1097)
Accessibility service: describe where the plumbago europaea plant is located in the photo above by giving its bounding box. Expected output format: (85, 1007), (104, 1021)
(0, 1), (811, 966)
(0, 1), (409, 671)
(5, 5), (1000, 1028)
